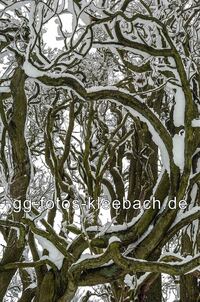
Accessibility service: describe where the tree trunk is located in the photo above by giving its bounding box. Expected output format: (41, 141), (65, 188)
(180, 274), (199, 302)
(180, 233), (200, 302)
(146, 275), (162, 302)
(0, 65), (31, 300)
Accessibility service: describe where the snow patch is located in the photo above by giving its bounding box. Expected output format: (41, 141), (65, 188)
(173, 87), (185, 127)
(23, 61), (45, 78)
(0, 86), (10, 93)
(35, 235), (64, 270)
(124, 274), (135, 290)
(109, 236), (121, 244)
(192, 119), (200, 127)
(172, 133), (185, 172)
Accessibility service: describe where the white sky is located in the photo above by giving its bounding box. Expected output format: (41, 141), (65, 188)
(43, 14), (73, 49)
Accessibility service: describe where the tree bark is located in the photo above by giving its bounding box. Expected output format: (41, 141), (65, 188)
(180, 233), (200, 302)
(0, 66), (31, 300)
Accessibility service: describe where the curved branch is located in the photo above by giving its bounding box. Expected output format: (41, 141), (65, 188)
(35, 73), (173, 174)
(110, 240), (200, 276)
(0, 258), (57, 272)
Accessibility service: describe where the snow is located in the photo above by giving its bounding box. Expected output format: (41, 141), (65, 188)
(165, 78), (185, 128)
(137, 272), (150, 286)
(173, 87), (185, 127)
(86, 212), (143, 234)
(87, 86), (138, 98)
(73, 253), (102, 266)
(35, 234), (64, 270)
(100, 260), (114, 267)
(192, 119), (200, 127)
(0, 35), (6, 42)
(124, 274), (135, 290)
(109, 236), (121, 244)
(172, 132), (185, 172)
(23, 61), (45, 78)
(26, 283), (37, 289)
(0, 86), (10, 93)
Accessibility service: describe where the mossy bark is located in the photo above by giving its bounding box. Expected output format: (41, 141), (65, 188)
(180, 233), (200, 302)
(0, 66), (31, 300)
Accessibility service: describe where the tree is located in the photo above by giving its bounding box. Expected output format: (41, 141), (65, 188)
(0, 0), (200, 301)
